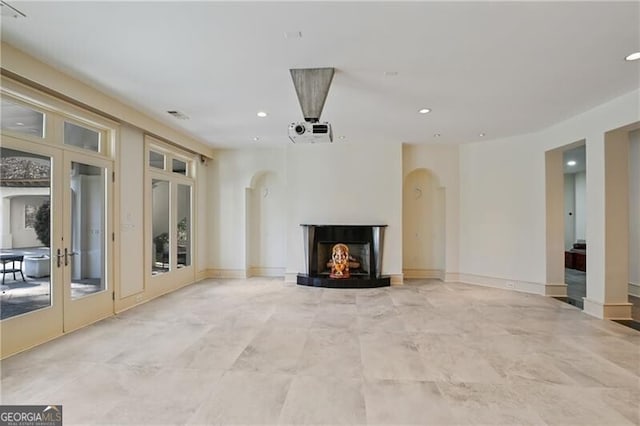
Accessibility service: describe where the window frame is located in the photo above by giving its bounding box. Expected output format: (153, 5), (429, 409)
(62, 119), (105, 155)
(0, 96), (47, 140)
(144, 136), (196, 295)
(1, 77), (117, 161)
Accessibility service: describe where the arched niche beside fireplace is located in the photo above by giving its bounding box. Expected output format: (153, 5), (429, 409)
(297, 224), (391, 288)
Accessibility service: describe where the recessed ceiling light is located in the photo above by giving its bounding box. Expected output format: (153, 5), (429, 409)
(479, 132), (486, 137)
(418, 108), (431, 114)
(253, 137), (260, 142)
(338, 136), (346, 140)
(567, 160), (577, 166)
(284, 31), (302, 39)
(434, 133), (441, 138)
(257, 111), (268, 118)
(625, 51), (640, 61)
(15, 122), (24, 126)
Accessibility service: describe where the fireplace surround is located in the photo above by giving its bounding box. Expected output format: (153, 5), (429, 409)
(297, 224), (391, 288)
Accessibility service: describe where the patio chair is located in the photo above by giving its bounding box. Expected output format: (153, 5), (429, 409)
(1, 255), (26, 285)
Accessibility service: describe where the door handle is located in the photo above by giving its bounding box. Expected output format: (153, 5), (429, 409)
(56, 249), (64, 268)
(63, 249), (79, 266)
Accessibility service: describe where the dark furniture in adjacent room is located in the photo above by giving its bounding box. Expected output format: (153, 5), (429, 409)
(565, 242), (586, 272)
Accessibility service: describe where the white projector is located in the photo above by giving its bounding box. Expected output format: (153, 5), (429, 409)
(288, 122), (333, 143)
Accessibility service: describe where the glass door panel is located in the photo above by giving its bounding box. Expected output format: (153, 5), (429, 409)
(69, 162), (106, 300)
(177, 184), (191, 268)
(62, 152), (112, 332)
(152, 179), (170, 275)
(0, 138), (63, 358)
(0, 147), (53, 317)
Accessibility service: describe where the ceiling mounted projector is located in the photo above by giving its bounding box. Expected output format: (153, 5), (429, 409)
(288, 67), (335, 143)
(288, 122), (333, 143)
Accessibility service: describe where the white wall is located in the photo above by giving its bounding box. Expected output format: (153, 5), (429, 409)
(8, 194), (48, 248)
(210, 147), (286, 273)
(564, 171), (586, 249)
(118, 125), (144, 298)
(574, 171), (587, 242)
(458, 89), (639, 297)
(564, 173), (575, 249)
(210, 143), (403, 279)
(284, 142), (403, 278)
(630, 130), (640, 289)
(196, 159), (209, 275)
(247, 171), (285, 273)
(460, 133), (547, 285)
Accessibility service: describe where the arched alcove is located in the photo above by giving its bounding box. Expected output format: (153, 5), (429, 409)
(246, 171), (285, 277)
(402, 168), (445, 279)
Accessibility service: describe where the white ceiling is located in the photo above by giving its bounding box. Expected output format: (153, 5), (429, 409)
(1, 1), (639, 149)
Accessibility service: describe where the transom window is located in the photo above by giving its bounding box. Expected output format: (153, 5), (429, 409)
(172, 158), (187, 175)
(149, 150), (165, 169)
(64, 121), (101, 153)
(147, 145), (192, 177)
(1, 80), (116, 160)
(1, 98), (45, 138)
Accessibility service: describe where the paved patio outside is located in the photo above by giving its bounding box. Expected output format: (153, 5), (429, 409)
(1, 246), (101, 320)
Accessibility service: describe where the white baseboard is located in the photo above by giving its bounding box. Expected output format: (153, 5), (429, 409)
(390, 274), (404, 286)
(284, 272), (298, 283)
(452, 273), (546, 295)
(206, 269), (247, 279)
(544, 283), (568, 297)
(196, 269), (210, 281)
(247, 267), (285, 278)
(444, 272), (460, 283)
(403, 269), (444, 280)
(583, 298), (632, 320)
(629, 282), (640, 297)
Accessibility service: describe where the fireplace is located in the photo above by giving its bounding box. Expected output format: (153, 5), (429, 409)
(317, 242), (370, 276)
(297, 224), (391, 288)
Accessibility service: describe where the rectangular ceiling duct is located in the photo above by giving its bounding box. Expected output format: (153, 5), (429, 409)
(290, 67), (335, 123)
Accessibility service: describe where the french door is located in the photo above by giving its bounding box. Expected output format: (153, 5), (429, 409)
(61, 150), (113, 332)
(0, 137), (113, 357)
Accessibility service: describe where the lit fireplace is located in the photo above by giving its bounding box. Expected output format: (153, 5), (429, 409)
(297, 224), (390, 288)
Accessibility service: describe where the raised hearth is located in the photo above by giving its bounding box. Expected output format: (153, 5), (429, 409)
(297, 274), (390, 289)
(297, 224), (391, 288)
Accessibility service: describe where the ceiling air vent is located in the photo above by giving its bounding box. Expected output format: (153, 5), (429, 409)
(167, 110), (189, 120)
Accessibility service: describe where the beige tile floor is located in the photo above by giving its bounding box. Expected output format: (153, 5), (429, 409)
(1, 278), (639, 425)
